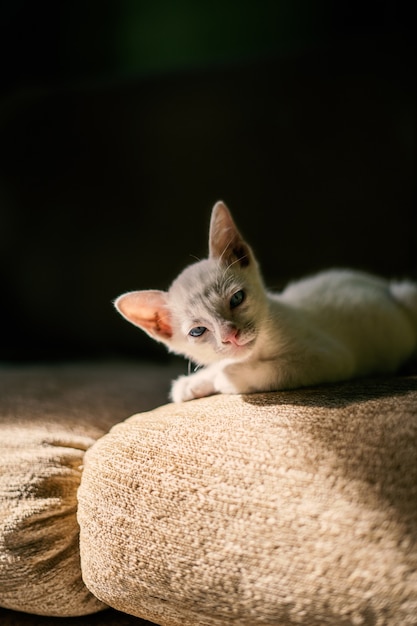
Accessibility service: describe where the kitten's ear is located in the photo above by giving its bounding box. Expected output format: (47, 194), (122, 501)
(114, 290), (173, 341)
(209, 201), (251, 267)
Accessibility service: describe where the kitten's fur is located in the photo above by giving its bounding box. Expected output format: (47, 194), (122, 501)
(115, 201), (417, 402)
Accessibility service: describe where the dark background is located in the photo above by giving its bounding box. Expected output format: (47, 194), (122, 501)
(1, 1), (416, 363)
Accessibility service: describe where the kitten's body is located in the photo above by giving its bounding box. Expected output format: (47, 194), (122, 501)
(115, 202), (417, 402)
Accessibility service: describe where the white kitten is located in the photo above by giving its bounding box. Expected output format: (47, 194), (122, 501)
(115, 201), (417, 402)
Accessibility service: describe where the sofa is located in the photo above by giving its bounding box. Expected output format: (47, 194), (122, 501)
(1, 360), (416, 625)
(1, 6), (417, 625)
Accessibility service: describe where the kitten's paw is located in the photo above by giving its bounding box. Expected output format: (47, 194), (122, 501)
(170, 374), (216, 403)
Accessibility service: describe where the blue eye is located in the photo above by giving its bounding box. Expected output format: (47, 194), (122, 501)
(230, 290), (245, 309)
(189, 326), (206, 337)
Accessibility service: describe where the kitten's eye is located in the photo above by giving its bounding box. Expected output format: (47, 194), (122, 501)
(230, 290), (245, 309)
(189, 326), (207, 337)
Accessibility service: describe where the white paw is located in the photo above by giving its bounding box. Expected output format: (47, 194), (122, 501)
(170, 374), (216, 403)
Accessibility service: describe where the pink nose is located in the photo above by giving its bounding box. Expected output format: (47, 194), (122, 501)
(222, 327), (239, 345)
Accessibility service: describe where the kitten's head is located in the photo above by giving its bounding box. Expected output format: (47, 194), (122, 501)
(115, 201), (268, 365)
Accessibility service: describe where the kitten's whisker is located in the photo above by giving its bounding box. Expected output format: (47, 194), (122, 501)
(188, 360), (201, 375)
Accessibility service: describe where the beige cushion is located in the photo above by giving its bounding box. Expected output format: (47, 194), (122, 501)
(78, 376), (417, 626)
(0, 361), (176, 617)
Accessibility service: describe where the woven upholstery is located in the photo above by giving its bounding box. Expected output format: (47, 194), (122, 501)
(78, 376), (417, 626)
(0, 362), (175, 618)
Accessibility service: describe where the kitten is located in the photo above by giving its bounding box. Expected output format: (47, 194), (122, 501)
(115, 201), (417, 402)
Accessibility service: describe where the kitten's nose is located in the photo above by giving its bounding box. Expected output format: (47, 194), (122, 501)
(222, 326), (239, 345)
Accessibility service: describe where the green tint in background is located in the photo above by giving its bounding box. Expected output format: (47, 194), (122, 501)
(114, 1), (318, 75)
(2, 1), (401, 90)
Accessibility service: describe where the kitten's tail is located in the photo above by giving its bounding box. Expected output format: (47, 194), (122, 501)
(389, 279), (417, 329)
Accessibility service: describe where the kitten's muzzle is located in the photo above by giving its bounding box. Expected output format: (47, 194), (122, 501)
(221, 326), (253, 347)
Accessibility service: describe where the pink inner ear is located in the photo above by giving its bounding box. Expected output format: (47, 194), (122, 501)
(116, 291), (172, 339)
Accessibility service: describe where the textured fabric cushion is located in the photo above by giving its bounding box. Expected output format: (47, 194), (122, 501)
(78, 376), (417, 626)
(0, 361), (177, 617)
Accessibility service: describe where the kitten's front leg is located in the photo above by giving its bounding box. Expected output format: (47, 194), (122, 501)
(170, 364), (238, 402)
